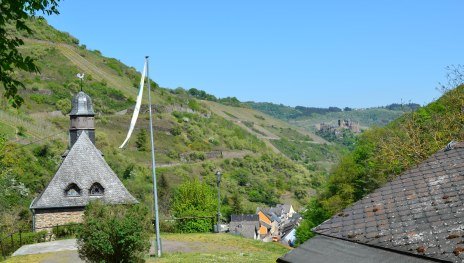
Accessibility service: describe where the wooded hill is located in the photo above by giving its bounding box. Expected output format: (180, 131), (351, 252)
(296, 85), (464, 243)
(246, 101), (420, 132)
(0, 19), (341, 232)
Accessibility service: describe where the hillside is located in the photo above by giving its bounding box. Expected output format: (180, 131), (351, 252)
(296, 85), (464, 243)
(246, 101), (418, 132)
(0, 19), (333, 232)
(202, 101), (345, 173)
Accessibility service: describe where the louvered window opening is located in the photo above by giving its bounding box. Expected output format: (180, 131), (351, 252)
(65, 183), (81, 197)
(89, 183), (104, 196)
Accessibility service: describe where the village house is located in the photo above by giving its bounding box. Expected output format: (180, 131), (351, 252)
(279, 142), (464, 262)
(228, 204), (302, 243)
(30, 91), (137, 232)
(280, 212), (302, 247)
(258, 204), (296, 223)
(257, 210), (277, 241)
(229, 214), (260, 240)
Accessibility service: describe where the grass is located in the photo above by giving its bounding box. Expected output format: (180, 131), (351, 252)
(150, 233), (290, 263)
(3, 250), (79, 263)
(4, 234), (290, 263)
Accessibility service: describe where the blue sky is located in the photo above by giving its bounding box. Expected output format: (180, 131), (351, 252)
(47, 1), (464, 108)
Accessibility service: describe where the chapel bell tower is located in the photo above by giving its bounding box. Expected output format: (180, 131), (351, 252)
(69, 91), (95, 147)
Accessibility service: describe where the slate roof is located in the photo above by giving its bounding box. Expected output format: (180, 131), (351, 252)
(31, 132), (137, 209)
(281, 220), (299, 238)
(231, 214), (259, 222)
(270, 212), (281, 223)
(258, 204), (292, 220)
(278, 235), (437, 263)
(311, 142), (464, 262)
(279, 204), (293, 214)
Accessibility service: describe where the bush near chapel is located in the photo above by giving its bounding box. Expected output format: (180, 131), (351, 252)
(76, 201), (151, 263)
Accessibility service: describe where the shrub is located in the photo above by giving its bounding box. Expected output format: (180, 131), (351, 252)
(188, 100), (201, 111)
(0, 230), (47, 257)
(30, 94), (49, 104)
(170, 126), (182, 136)
(52, 223), (80, 238)
(16, 126), (26, 137)
(56, 98), (71, 114)
(172, 179), (216, 233)
(135, 129), (147, 151)
(76, 201), (151, 263)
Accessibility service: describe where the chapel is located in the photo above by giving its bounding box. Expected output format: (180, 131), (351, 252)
(30, 91), (137, 231)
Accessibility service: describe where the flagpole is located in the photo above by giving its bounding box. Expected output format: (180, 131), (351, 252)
(146, 56), (162, 257)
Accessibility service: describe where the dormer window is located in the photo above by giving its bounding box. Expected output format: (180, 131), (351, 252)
(65, 183), (81, 197)
(89, 182), (104, 196)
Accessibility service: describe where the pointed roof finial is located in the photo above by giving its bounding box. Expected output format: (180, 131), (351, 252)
(76, 73), (85, 91)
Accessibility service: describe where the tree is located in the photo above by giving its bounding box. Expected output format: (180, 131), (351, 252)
(172, 179), (216, 232)
(158, 174), (171, 215)
(1, 0), (61, 108)
(76, 201), (151, 263)
(229, 191), (243, 215)
(135, 129), (147, 151)
(295, 199), (330, 245)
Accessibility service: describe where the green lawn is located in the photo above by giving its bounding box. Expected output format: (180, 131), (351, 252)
(4, 233), (290, 263)
(149, 233), (290, 263)
(2, 250), (78, 263)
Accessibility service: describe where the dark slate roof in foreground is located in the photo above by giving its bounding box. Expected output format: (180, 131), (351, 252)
(31, 132), (137, 209)
(312, 142), (464, 262)
(277, 235), (437, 263)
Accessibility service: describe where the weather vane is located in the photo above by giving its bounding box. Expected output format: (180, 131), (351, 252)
(76, 73), (85, 91)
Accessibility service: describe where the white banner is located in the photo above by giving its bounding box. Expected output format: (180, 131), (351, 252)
(119, 61), (147, 148)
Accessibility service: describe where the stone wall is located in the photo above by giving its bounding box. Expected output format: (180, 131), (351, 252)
(34, 208), (84, 232)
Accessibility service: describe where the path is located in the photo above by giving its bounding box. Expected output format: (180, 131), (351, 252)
(12, 239), (78, 257)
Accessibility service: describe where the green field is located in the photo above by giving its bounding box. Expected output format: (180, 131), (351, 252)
(4, 233), (290, 263)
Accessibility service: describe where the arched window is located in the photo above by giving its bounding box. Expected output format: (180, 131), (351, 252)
(89, 182), (104, 196)
(65, 183), (81, 197)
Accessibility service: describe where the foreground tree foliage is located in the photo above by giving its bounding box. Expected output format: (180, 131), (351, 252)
(297, 85), (464, 244)
(77, 201), (151, 263)
(0, 0), (60, 107)
(172, 179), (217, 233)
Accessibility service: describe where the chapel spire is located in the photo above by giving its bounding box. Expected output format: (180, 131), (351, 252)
(69, 91), (95, 147)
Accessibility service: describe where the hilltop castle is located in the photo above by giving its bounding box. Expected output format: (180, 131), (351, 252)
(30, 91), (137, 231)
(316, 119), (360, 136)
